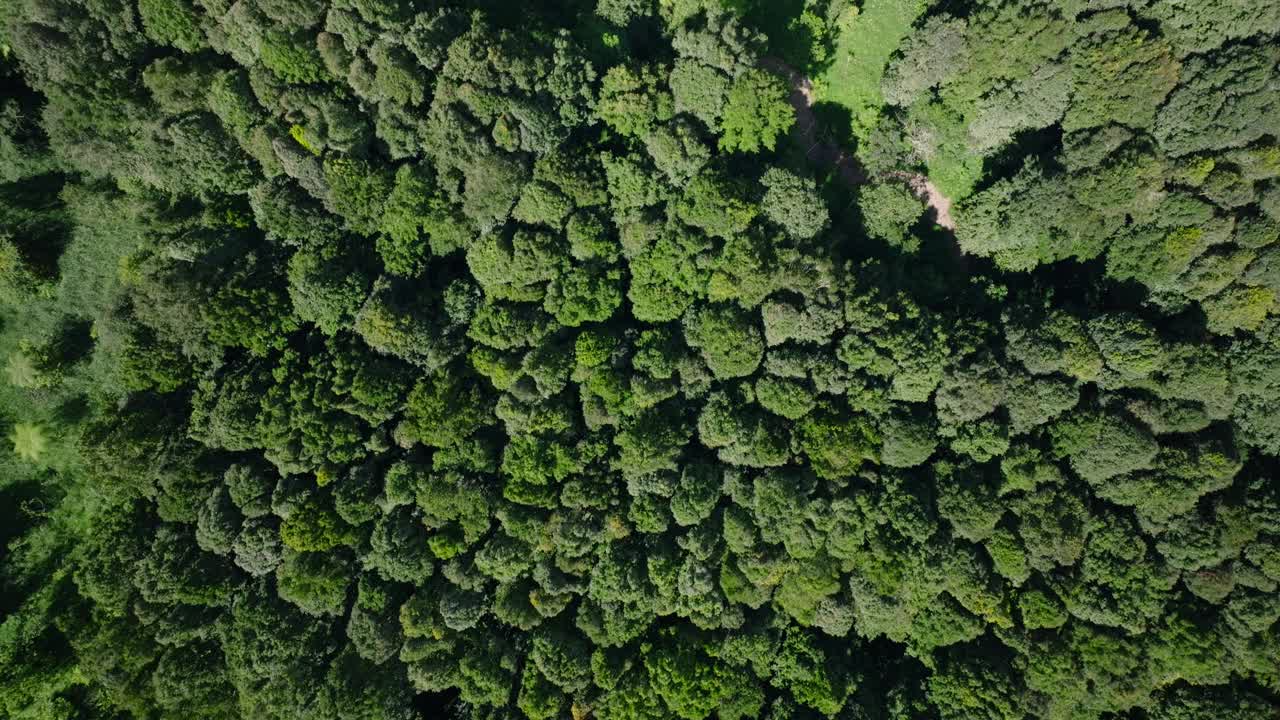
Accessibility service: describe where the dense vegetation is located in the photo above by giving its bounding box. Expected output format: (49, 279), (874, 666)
(2, 0), (1280, 717)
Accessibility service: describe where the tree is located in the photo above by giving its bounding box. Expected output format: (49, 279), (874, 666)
(1087, 313), (1163, 382)
(670, 60), (731, 130)
(1005, 310), (1103, 382)
(1004, 373), (1078, 435)
(627, 229), (711, 323)
(760, 168), (829, 240)
(1154, 43), (1280, 158)
(755, 376), (816, 420)
(718, 68), (795, 154)
(287, 234), (374, 335)
(363, 508), (435, 584)
(202, 256), (302, 357)
(879, 407), (939, 468)
(1055, 511), (1178, 633)
(260, 29), (333, 85)
(280, 497), (356, 552)
(196, 486), (242, 555)
(378, 163), (462, 276)
(1063, 12), (1179, 132)
(645, 629), (765, 720)
(598, 65), (674, 138)
(645, 119), (712, 185)
(683, 304), (764, 379)
(670, 462), (722, 526)
(881, 14), (970, 108)
(1202, 284), (1275, 334)
(928, 652), (1024, 720)
(1149, 685), (1273, 720)
(277, 550), (355, 617)
(771, 626), (852, 716)
(138, 0), (207, 52)
(860, 183), (924, 251)
(697, 389), (788, 468)
(954, 163), (1108, 271)
(355, 278), (466, 370)
(323, 156), (395, 235)
(1011, 481), (1089, 572)
(6, 2), (1280, 717)
(402, 366), (495, 448)
(615, 405), (692, 476)
(676, 171), (759, 239)
(150, 642), (236, 718)
(1050, 410), (1159, 485)
(8, 421), (48, 463)
(934, 357), (1007, 427)
(234, 517), (284, 577)
(1018, 588), (1066, 630)
(502, 434), (579, 508)
(134, 525), (234, 608)
(546, 264), (623, 326)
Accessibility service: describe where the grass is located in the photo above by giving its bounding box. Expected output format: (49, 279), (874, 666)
(814, 0), (930, 140)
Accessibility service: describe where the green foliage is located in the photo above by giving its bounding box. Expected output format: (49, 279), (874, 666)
(378, 163), (450, 276)
(1087, 313), (1163, 381)
(627, 229), (710, 322)
(1018, 588), (1066, 630)
(402, 366), (494, 448)
(8, 421), (47, 462)
(718, 68), (795, 154)
(276, 550), (352, 616)
(547, 264), (623, 326)
(760, 168), (828, 240)
(676, 172), (758, 239)
(772, 626), (852, 715)
(1050, 411), (1159, 484)
(1203, 285), (1275, 335)
(816, 0), (930, 138)
(260, 30), (332, 85)
(279, 498), (355, 552)
(928, 654), (1023, 720)
(322, 156), (394, 235)
(860, 182), (924, 251)
(287, 235), (372, 335)
(2, 3), (1279, 720)
(670, 60), (730, 131)
(755, 375), (815, 420)
(796, 404), (878, 480)
(683, 304), (763, 379)
(645, 630), (764, 720)
(598, 64), (674, 138)
(1063, 12), (1179, 132)
(1154, 43), (1280, 158)
(138, 0), (206, 52)
(879, 408), (938, 468)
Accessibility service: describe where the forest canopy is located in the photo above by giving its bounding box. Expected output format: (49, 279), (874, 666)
(2, 0), (1280, 718)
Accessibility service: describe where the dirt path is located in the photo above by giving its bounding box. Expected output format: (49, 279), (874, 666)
(890, 171), (955, 230)
(761, 57), (956, 231)
(761, 57), (869, 188)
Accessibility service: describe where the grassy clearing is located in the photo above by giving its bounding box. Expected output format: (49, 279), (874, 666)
(814, 0), (930, 139)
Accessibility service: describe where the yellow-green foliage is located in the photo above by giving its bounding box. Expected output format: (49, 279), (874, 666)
(10, 421), (48, 462)
(289, 124), (321, 155)
(1175, 156), (1217, 186)
(1203, 285), (1275, 335)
